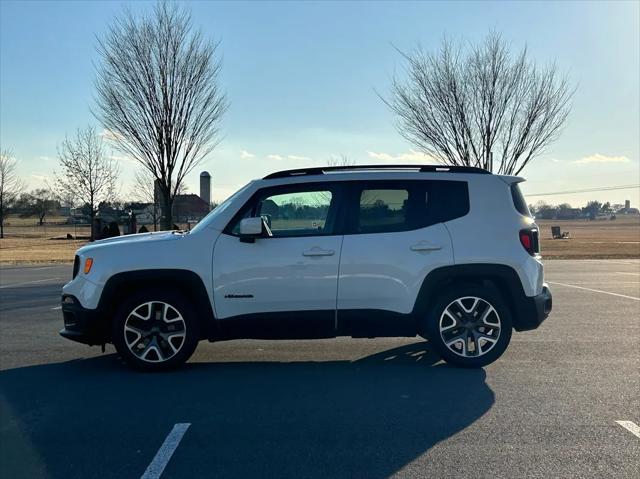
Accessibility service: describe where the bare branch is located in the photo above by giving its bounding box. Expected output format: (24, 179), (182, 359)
(94, 1), (227, 229)
(0, 149), (25, 238)
(54, 126), (120, 240)
(385, 32), (574, 174)
(327, 154), (356, 167)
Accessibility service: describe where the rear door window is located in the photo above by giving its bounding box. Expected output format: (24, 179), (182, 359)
(346, 180), (469, 234)
(357, 189), (409, 234)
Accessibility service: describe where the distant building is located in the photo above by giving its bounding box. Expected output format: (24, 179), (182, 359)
(616, 207), (640, 215)
(96, 204), (120, 223)
(173, 194), (210, 222)
(200, 171), (211, 209)
(126, 202), (156, 225)
(556, 208), (582, 220)
(57, 206), (72, 217)
(616, 200), (639, 215)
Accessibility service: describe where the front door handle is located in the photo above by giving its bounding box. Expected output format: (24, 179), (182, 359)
(303, 247), (335, 257)
(410, 241), (442, 252)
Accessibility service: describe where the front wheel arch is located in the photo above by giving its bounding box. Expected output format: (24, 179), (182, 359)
(99, 269), (216, 342)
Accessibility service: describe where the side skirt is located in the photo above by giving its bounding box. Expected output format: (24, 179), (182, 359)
(210, 309), (418, 341)
(215, 310), (335, 340)
(337, 309), (418, 338)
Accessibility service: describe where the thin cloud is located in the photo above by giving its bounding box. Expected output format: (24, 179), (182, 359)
(573, 154), (630, 165)
(266, 154), (284, 161)
(29, 173), (54, 188)
(240, 150), (255, 159)
(100, 129), (121, 142)
(287, 155), (311, 161)
(30, 174), (51, 182)
(367, 150), (439, 164)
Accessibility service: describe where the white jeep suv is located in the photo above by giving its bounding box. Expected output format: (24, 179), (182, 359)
(60, 165), (552, 370)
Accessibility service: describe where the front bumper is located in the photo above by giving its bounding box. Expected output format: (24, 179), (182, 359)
(512, 283), (552, 332)
(59, 295), (109, 346)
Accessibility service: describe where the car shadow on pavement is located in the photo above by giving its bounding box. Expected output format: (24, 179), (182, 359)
(0, 341), (494, 479)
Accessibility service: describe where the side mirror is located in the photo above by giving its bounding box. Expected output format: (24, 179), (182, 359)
(240, 217), (263, 235)
(239, 217), (263, 242)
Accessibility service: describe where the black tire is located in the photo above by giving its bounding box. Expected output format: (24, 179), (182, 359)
(112, 289), (200, 371)
(422, 283), (512, 368)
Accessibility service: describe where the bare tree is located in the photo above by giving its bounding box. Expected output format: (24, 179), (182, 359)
(130, 167), (187, 230)
(95, 1), (228, 229)
(0, 149), (24, 238)
(385, 33), (574, 175)
(55, 126), (120, 240)
(327, 154), (355, 167)
(24, 188), (58, 225)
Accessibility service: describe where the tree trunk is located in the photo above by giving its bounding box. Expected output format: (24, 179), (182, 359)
(161, 196), (173, 230)
(89, 211), (96, 241)
(153, 205), (158, 232)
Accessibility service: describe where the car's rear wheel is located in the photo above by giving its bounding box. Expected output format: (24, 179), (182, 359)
(423, 284), (512, 368)
(112, 290), (199, 371)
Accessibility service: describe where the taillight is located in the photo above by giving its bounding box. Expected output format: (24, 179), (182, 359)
(519, 228), (539, 256)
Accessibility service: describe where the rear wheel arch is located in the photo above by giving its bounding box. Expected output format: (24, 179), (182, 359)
(99, 269), (216, 341)
(413, 264), (524, 328)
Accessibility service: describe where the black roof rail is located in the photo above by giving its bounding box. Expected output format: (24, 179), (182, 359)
(263, 164), (490, 179)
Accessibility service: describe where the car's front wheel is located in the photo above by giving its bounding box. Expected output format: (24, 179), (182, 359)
(112, 290), (199, 371)
(423, 284), (512, 368)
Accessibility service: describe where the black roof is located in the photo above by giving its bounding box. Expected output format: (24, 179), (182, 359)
(263, 164), (490, 179)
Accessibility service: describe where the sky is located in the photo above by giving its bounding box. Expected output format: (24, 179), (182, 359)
(1, 0), (639, 207)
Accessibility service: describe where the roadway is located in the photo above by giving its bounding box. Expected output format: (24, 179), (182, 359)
(0, 260), (638, 478)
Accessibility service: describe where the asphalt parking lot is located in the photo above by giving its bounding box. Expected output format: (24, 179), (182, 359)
(0, 260), (638, 479)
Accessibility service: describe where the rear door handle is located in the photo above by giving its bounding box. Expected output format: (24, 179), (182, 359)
(410, 241), (442, 252)
(303, 247), (335, 257)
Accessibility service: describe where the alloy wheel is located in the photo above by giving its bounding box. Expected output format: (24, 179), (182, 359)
(123, 301), (187, 363)
(438, 296), (501, 358)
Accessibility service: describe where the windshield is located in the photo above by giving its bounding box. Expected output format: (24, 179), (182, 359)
(190, 181), (254, 234)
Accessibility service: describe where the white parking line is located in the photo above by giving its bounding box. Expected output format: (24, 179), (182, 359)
(616, 272), (640, 276)
(616, 421), (640, 439)
(141, 423), (191, 479)
(0, 277), (62, 289)
(547, 281), (640, 301)
(51, 306), (62, 310)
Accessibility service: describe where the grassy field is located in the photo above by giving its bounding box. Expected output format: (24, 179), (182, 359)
(0, 217), (90, 264)
(1, 215), (638, 264)
(536, 216), (640, 259)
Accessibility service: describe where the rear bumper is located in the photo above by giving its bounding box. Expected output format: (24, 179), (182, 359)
(512, 283), (552, 332)
(59, 295), (109, 346)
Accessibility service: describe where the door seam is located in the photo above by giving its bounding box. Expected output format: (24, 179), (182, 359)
(334, 235), (345, 332)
